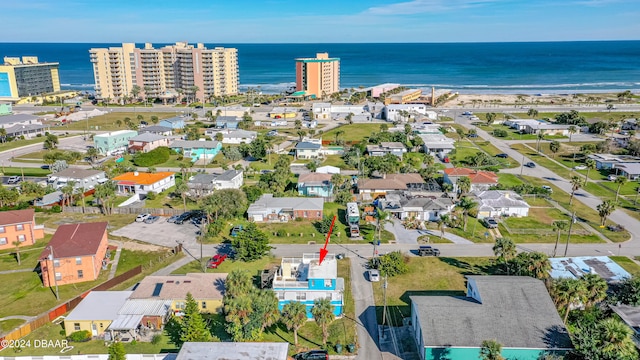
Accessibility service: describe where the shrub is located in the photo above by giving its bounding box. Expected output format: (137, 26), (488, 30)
(276, 229), (286, 237)
(146, 191), (157, 200)
(133, 146), (171, 167)
(67, 330), (91, 342)
(49, 205), (62, 213)
(151, 334), (162, 345)
(493, 129), (508, 137)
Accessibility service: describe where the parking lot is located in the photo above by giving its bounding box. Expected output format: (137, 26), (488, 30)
(111, 216), (200, 248)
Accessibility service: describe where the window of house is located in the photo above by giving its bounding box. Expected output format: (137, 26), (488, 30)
(0, 226), (5, 233)
(0, 237), (6, 245)
(175, 301), (185, 310)
(76, 257), (82, 265)
(16, 224), (24, 231)
(100, 323), (103, 328)
(55, 272), (61, 281)
(296, 293), (307, 301)
(317, 211), (321, 217)
(17, 234), (26, 242)
(201, 302), (207, 309)
(304, 211), (308, 217)
(324, 279), (332, 288)
(74, 323), (80, 331)
(54, 259), (60, 267)
(77, 270), (83, 279)
(277, 292), (284, 300)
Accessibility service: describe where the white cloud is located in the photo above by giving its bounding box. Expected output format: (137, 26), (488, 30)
(364, 0), (499, 15)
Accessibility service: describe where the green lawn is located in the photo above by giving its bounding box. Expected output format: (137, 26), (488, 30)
(372, 256), (497, 324)
(35, 212), (137, 232)
(498, 173), (525, 187)
(45, 112), (176, 131)
(445, 217), (494, 243)
(477, 123), (567, 141)
(610, 256), (640, 277)
(0, 137), (47, 153)
(0, 167), (52, 177)
(172, 256), (281, 279)
(0, 319), (25, 335)
(115, 249), (176, 276)
(510, 143), (605, 181)
(143, 185), (199, 210)
(322, 155), (354, 169)
(0, 238), (51, 272)
(322, 123), (382, 143)
(600, 180), (640, 197)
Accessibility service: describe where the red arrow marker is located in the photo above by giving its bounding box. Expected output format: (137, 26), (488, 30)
(319, 215), (336, 265)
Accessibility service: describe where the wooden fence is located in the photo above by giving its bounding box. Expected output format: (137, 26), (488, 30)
(0, 266), (143, 348)
(60, 206), (185, 216)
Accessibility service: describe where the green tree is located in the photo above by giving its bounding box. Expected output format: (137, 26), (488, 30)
(174, 181), (189, 211)
(597, 200), (615, 226)
(614, 176), (627, 202)
(254, 289), (280, 332)
(569, 176), (583, 205)
(334, 130), (344, 144)
(536, 132), (545, 153)
(441, 183), (453, 197)
(12, 240), (22, 266)
(225, 270), (254, 299)
(457, 196), (477, 232)
(568, 125), (577, 143)
(215, 132), (224, 142)
(456, 176), (471, 197)
(455, 128), (464, 141)
(485, 112), (496, 125)
(582, 273), (607, 308)
(94, 181), (116, 215)
(108, 341), (126, 360)
(510, 251), (550, 280)
(584, 158), (596, 183)
(231, 223), (271, 261)
(551, 278), (587, 324)
(549, 141), (561, 158)
(200, 189), (248, 222)
(180, 292), (212, 344)
(311, 297), (335, 346)
(116, 119), (122, 128)
(130, 85), (141, 102)
(281, 301), (307, 346)
(493, 237), (517, 274)
(86, 147), (99, 164)
(369, 251), (409, 277)
(294, 119), (302, 129)
(551, 221), (568, 257)
(297, 130), (307, 142)
(150, 115), (159, 124)
(315, 215), (335, 234)
(599, 318), (638, 359)
(613, 276), (640, 305)
(480, 339), (504, 360)
(380, 123), (388, 132)
(44, 133), (59, 150)
(527, 108), (539, 119)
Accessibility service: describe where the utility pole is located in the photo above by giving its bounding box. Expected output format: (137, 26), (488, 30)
(520, 154), (525, 176)
(564, 211), (576, 257)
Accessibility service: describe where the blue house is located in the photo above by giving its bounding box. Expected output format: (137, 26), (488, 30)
(297, 172), (334, 198)
(170, 140), (222, 162)
(272, 253), (344, 318)
(159, 116), (186, 129)
(216, 116), (240, 129)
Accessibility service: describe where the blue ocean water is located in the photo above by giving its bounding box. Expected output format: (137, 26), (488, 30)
(0, 41), (638, 94)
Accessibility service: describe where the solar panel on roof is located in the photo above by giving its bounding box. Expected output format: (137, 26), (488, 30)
(152, 283), (163, 297)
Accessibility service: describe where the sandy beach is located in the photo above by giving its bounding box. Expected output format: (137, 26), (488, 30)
(447, 92), (624, 107)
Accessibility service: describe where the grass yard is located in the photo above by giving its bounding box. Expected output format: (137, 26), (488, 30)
(372, 256), (497, 324)
(610, 256), (640, 277)
(172, 256), (281, 279)
(322, 123), (381, 143)
(445, 217), (495, 243)
(600, 179), (640, 197)
(46, 112), (176, 131)
(143, 185), (199, 210)
(0, 237), (51, 272)
(498, 173), (525, 188)
(0, 137), (47, 153)
(115, 248), (176, 276)
(524, 195), (555, 207)
(478, 122), (567, 141)
(322, 155), (354, 169)
(258, 221), (394, 245)
(0, 319), (25, 335)
(35, 212), (137, 232)
(0, 167), (51, 177)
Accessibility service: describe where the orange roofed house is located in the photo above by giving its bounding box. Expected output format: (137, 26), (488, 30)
(0, 209), (45, 250)
(39, 222), (109, 287)
(112, 171), (175, 198)
(443, 168), (498, 193)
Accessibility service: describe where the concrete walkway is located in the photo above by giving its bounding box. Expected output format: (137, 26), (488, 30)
(107, 241), (123, 280)
(0, 268), (33, 275)
(0, 315), (34, 321)
(419, 229), (474, 245)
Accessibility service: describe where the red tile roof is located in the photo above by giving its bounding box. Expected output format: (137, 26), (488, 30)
(0, 209), (35, 226)
(358, 173), (425, 191)
(444, 168), (498, 184)
(40, 222), (108, 259)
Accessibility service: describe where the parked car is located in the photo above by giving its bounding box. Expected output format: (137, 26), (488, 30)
(293, 350), (329, 360)
(144, 215), (159, 224)
(417, 245), (440, 257)
(135, 213), (150, 222)
(495, 153), (509, 158)
(266, 130), (278, 136)
(7, 176), (21, 184)
(206, 254), (228, 269)
(174, 212), (194, 225)
(230, 225), (244, 237)
(462, 111), (473, 116)
(525, 162), (536, 168)
(608, 174), (618, 181)
(443, 156), (450, 163)
(542, 185), (553, 193)
(483, 217), (499, 229)
(167, 214), (181, 223)
(369, 269), (380, 282)
(573, 165), (587, 170)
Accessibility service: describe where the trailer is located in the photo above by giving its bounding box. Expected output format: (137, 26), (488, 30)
(346, 202), (360, 224)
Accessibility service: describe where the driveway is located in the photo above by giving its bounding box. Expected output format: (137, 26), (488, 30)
(111, 217), (199, 248)
(350, 256), (383, 360)
(384, 219), (473, 245)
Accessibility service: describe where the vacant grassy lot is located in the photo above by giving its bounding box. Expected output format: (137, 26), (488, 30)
(0, 167), (52, 177)
(445, 217), (495, 243)
(46, 112), (176, 131)
(372, 256), (496, 324)
(172, 255), (281, 278)
(0, 137), (47, 153)
(610, 256), (640, 277)
(0, 319), (25, 335)
(322, 123), (381, 143)
(115, 249), (176, 276)
(35, 212), (137, 232)
(477, 122), (567, 141)
(497, 173), (525, 187)
(0, 237), (50, 272)
(322, 155), (354, 169)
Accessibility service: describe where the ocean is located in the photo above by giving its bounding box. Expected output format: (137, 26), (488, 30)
(1, 41), (639, 95)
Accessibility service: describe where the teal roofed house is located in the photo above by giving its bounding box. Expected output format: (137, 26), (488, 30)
(411, 276), (572, 360)
(170, 140), (221, 162)
(94, 130), (138, 155)
(272, 253), (344, 318)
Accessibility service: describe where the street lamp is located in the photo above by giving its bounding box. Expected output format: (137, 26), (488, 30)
(47, 246), (60, 300)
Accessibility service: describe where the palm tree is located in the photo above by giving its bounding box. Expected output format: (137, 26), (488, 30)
(437, 214), (450, 239)
(12, 240), (22, 266)
(376, 209), (392, 241)
(457, 196), (477, 232)
(311, 297), (335, 346)
(281, 301), (307, 346)
(552, 278), (587, 324)
(493, 237), (517, 274)
(456, 176), (471, 198)
(584, 158), (596, 183)
(569, 176), (583, 205)
(334, 130), (344, 144)
(60, 181), (76, 210)
(551, 221), (568, 257)
(131, 85), (141, 102)
(597, 200), (615, 226)
(441, 183), (453, 198)
(615, 176), (628, 202)
(536, 133), (545, 153)
(480, 339), (504, 360)
(599, 318), (638, 359)
(174, 181), (189, 211)
(86, 147), (99, 164)
(568, 125), (577, 143)
(116, 119), (122, 128)
(215, 132), (224, 142)
(297, 130), (307, 142)
(0, 128), (7, 143)
(549, 141), (561, 158)
(527, 108), (539, 119)
(582, 273), (607, 308)
(455, 128), (464, 141)
(225, 270), (253, 298)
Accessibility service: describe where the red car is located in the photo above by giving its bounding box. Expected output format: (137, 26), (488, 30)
(207, 254), (227, 269)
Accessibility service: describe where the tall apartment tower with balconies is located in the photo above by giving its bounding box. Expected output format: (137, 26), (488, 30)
(90, 42), (238, 104)
(295, 52), (340, 99)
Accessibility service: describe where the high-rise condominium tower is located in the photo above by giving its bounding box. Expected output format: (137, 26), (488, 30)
(295, 52), (340, 99)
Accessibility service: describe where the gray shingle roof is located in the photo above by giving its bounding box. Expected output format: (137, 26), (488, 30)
(411, 276), (572, 350)
(296, 141), (321, 150)
(129, 133), (168, 142)
(473, 190), (530, 211)
(171, 140), (220, 149)
(51, 168), (104, 179)
(248, 194), (324, 213)
(0, 113), (39, 125)
(189, 170), (241, 184)
(65, 291), (133, 321)
(160, 116), (184, 124)
(5, 123), (46, 135)
(176, 342), (289, 360)
(139, 125), (172, 133)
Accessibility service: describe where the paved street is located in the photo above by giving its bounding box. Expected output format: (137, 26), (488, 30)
(349, 256), (382, 360)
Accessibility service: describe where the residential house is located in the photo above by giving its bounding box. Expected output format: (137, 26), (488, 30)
(473, 190), (530, 219)
(617, 163), (640, 180)
(187, 170), (244, 197)
(523, 123), (572, 136)
(385, 88), (422, 105)
(158, 116), (186, 129)
(588, 153), (640, 170)
(411, 276), (572, 360)
(34, 191), (63, 207)
(170, 140), (222, 162)
(443, 168), (499, 192)
(419, 133), (455, 159)
(312, 102), (331, 119)
(273, 253), (344, 318)
(112, 171), (176, 197)
(378, 191), (454, 222)
(247, 194), (324, 222)
(621, 118), (638, 131)
(0, 209), (44, 250)
(295, 138), (322, 159)
(549, 256), (631, 282)
(128, 133), (171, 153)
(269, 107), (296, 119)
(40, 222), (109, 287)
(357, 173), (425, 199)
(297, 172), (334, 198)
(212, 106), (250, 118)
(63, 291), (132, 337)
(384, 104), (429, 122)
(109, 298), (172, 339)
(176, 342), (290, 360)
(412, 123), (442, 135)
(215, 116), (240, 129)
(366, 142), (407, 158)
(129, 273), (228, 314)
(94, 130), (138, 155)
(138, 125), (173, 136)
(47, 168), (108, 193)
(316, 165), (340, 174)
(205, 129), (257, 144)
(0, 113), (47, 138)
(365, 101), (386, 119)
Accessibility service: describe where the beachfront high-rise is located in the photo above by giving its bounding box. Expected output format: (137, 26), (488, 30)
(295, 52), (340, 99)
(89, 42), (238, 103)
(0, 56), (61, 101)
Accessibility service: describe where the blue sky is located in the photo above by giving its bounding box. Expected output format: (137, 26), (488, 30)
(4, 0), (639, 43)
